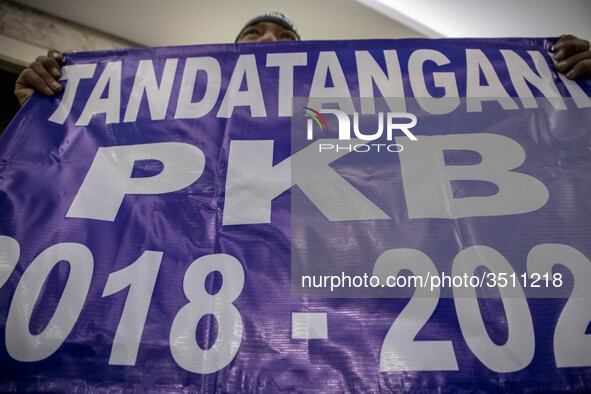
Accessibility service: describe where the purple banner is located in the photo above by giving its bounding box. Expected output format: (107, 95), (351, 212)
(0, 38), (590, 392)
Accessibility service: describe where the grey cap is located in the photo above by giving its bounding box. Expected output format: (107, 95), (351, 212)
(235, 12), (300, 42)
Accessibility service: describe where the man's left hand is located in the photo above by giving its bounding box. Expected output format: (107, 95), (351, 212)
(553, 34), (591, 80)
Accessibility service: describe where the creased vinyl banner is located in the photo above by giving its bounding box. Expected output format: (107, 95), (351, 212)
(0, 38), (590, 392)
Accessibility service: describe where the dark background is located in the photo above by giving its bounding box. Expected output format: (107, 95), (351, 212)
(0, 67), (22, 136)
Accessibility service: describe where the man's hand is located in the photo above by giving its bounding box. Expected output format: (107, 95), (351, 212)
(14, 49), (65, 107)
(553, 35), (591, 80)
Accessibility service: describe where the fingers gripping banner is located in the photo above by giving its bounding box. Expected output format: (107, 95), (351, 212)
(0, 38), (590, 391)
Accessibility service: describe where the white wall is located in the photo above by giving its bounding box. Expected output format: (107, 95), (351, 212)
(0, 1), (137, 69)
(357, 0), (591, 40)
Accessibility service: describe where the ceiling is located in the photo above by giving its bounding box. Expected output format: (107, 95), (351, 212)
(9, 0), (591, 47)
(8, 0), (424, 47)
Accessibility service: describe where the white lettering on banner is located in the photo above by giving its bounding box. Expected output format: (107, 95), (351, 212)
(395, 133), (549, 219)
(355, 50), (406, 114)
(372, 244), (591, 372)
(1, 239), (246, 373)
(170, 253), (244, 374)
(217, 54), (266, 118)
(465, 49), (519, 112)
(66, 142), (205, 221)
(223, 140), (290, 225)
(501, 50), (566, 110)
(307, 51), (355, 114)
(67, 134), (551, 223)
(223, 139), (389, 225)
(6, 243), (94, 362)
(174, 57), (221, 119)
(266, 52), (308, 116)
(48, 63), (97, 124)
(3, 239), (589, 371)
(453, 246), (535, 372)
(76, 61), (122, 126)
(0, 235), (19, 288)
(527, 244), (591, 367)
(124, 59), (179, 122)
(47, 50), (589, 124)
(102, 251), (163, 366)
(373, 248), (458, 371)
(408, 49), (460, 115)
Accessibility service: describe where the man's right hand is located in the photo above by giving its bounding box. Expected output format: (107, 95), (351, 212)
(14, 49), (65, 107)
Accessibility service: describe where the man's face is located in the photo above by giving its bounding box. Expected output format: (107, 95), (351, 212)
(236, 21), (298, 43)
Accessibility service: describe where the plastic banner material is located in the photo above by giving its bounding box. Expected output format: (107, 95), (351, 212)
(0, 38), (590, 392)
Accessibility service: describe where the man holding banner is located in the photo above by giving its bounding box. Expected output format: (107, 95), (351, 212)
(2, 12), (591, 392)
